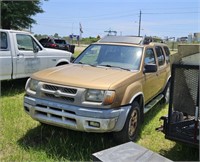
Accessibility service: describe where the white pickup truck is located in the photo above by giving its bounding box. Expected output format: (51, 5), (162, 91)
(0, 29), (72, 81)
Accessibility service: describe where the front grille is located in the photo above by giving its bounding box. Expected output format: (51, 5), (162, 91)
(45, 93), (75, 103)
(44, 84), (77, 94)
(41, 83), (78, 104)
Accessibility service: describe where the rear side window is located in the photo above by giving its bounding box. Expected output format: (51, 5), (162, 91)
(155, 46), (165, 66)
(0, 32), (8, 50)
(145, 48), (156, 64)
(163, 46), (170, 56)
(164, 46), (170, 63)
(54, 39), (66, 44)
(40, 38), (53, 43)
(39, 38), (48, 43)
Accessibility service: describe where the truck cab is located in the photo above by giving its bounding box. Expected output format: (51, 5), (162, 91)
(0, 30), (72, 81)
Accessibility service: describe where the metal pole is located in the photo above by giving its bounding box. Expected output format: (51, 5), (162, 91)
(138, 10), (141, 36)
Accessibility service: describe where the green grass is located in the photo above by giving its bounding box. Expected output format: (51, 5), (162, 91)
(0, 79), (199, 161)
(73, 50), (81, 58)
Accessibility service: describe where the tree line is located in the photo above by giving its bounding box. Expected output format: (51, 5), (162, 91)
(1, 0), (46, 30)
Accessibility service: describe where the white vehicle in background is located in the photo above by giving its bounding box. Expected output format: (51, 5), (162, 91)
(0, 29), (72, 81)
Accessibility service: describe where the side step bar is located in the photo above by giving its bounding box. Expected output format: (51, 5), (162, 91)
(144, 94), (164, 114)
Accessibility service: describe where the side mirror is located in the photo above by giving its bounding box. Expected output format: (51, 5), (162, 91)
(33, 46), (39, 53)
(144, 64), (157, 73)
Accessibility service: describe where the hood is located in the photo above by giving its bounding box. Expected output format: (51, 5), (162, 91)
(32, 64), (137, 90)
(43, 48), (72, 56)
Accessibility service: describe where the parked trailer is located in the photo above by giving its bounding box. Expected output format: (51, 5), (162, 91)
(157, 44), (199, 147)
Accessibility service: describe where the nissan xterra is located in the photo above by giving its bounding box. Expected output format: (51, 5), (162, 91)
(24, 36), (171, 143)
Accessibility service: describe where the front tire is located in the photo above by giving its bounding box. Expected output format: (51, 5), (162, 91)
(113, 101), (140, 143)
(56, 62), (68, 66)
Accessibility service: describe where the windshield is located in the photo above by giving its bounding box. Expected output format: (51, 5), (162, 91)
(74, 44), (143, 71)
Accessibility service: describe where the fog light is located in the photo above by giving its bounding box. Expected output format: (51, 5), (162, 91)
(88, 121), (100, 128)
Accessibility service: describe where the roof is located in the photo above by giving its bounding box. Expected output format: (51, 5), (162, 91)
(0, 29), (31, 34)
(98, 35), (164, 45)
(99, 36), (143, 44)
(0, 29), (32, 35)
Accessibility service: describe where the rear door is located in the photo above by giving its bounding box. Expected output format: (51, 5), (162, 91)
(155, 46), (168, 92)
(0, 31), (12, 80)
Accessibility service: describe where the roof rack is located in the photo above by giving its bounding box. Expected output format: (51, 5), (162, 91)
(98, 35), (164, 45)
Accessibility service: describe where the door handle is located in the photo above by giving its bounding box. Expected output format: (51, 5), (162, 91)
(17, 53), (24, 57)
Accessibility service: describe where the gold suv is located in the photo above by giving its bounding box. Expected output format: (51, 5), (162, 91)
(24, 36), (171, 143)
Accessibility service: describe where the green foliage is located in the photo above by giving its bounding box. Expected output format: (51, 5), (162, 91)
(54, 33), (59, 38)
(34, 34), (48, 41)
(80, 37), (100, 44)
(33, 32), (100, 45)
(1, 0), (46, 29)
(165, 41), (178, 50)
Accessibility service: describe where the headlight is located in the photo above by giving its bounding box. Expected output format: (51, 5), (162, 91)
(29, 79), (39, 91)
(85, 89), (115, 105)
(85, 90), (104, 102)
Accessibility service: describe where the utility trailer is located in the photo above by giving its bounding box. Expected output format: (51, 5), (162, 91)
(158, 45), (199, 147)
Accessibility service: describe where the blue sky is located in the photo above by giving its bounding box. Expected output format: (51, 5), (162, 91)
(32, 0), (199, 39)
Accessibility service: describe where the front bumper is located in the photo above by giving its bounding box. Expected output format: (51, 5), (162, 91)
(24, 95), (131, 133)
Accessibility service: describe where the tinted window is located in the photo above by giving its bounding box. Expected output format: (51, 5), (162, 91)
(0, 32), (8, 49)
(164, 46), (170, 63)
(155, 46), (165, 66)
(54, 39), (66, 44)
(39, 38), (48, 43)
(40, 38), (53, 43)
(164, 46), (170, 56)
(145, 48), (156, 64)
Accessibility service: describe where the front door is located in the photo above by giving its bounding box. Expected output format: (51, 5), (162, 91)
(13, 34), (41, 79)
(143, 48), (160, 103)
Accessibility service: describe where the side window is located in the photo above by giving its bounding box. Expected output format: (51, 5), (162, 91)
(155, 46), (165, 66)
(163, 46), (170, 56)
(163, 46), (170, 63)
(145, 48), (156, 64)
(16, 34), (34, 51)
(0, 32), (8, 50)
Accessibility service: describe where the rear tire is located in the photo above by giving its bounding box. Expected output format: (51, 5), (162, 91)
(113, 101), (140, 143)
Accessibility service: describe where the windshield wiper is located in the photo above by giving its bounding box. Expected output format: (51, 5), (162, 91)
(76, 62), (96, 67)
(98, 64), (131, 71)
(77, 61), (83, 64)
